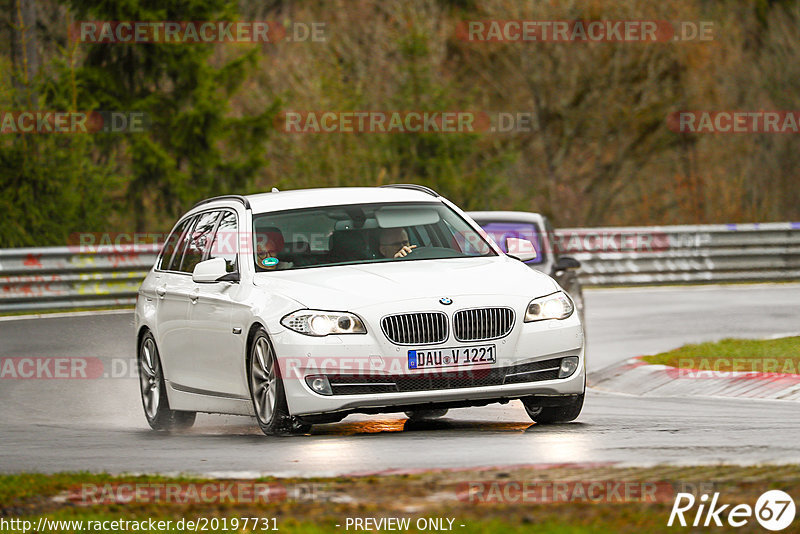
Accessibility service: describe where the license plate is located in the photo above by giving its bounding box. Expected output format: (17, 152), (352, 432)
(408, 345), (496, 370)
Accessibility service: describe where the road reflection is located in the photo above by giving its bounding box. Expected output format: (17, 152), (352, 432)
(307, 418), (535, 436)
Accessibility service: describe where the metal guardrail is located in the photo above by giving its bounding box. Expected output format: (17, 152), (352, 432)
(0, 222), (797, 312)
(561, 222), (800, 285)
(0, 245), (158, 312)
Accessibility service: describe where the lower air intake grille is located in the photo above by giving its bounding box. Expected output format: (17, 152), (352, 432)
(326, 357), (564, 395)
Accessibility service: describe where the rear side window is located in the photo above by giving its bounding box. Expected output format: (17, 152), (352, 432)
(207, 211), (238, 273)
(158, 218), (192, 271)
(179, 211), (221, 274)
(167, 215), (197, 271)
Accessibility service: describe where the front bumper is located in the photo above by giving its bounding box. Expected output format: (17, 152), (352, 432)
(272, 308), (585, 417)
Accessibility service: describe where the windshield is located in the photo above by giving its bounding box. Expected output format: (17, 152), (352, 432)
(251, 202), (497, 271)
(475, 221), (545, 265)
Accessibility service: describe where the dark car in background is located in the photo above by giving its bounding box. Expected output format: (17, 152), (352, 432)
(469, 211), (584, 321)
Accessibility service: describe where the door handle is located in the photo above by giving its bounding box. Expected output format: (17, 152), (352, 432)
(155, 286), (167, 299)
(190, 288), (199, 304)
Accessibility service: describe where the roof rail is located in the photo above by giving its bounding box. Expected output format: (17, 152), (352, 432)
(379, 184), (440, 197)
(192, 195), (251, 210)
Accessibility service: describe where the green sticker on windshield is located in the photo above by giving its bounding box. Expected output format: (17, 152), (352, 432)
(261, 257), (279, 267)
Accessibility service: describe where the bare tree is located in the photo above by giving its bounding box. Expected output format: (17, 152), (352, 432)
(9, 0), (39, 108)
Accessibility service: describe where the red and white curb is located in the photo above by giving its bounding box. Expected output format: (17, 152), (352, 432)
(590, 357), (800, 401)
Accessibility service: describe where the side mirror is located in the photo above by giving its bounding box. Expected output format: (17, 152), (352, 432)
(505, 237), (537, 262)
(554, 256), (581, 272)
(192, 257), (236, 283)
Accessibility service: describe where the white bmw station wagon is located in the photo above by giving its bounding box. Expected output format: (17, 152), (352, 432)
(135, 185), (586, 435)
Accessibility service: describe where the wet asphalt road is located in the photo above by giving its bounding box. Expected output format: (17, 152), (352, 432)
(0, 284), (798, 476)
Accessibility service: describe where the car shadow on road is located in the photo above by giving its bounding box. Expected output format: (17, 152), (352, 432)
(307, 418), (536, 435)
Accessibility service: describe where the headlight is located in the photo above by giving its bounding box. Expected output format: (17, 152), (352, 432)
(524, 291), (574, 322)
(281, 310), (367, 336)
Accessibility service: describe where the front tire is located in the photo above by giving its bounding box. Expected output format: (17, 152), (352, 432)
(523, 394), (584, 424)
(248, 328), (310, 436)
(137, 331), (196, 431)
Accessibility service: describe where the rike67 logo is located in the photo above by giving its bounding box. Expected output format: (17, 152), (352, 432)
(669, 490), (796, 531)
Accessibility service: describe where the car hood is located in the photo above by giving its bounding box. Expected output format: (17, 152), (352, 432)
(253, 256), (559, 309)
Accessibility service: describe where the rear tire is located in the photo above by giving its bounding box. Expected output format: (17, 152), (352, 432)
(523, 394), (584, 424)
(137, 331), (196, 431)
(405, 408), (448, 420)
(248, 328), (311, 436)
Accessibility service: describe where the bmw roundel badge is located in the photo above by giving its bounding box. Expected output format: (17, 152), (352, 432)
(439, 297), (453, 305)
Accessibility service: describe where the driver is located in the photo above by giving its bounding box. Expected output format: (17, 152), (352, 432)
(378, 227), (416, 258)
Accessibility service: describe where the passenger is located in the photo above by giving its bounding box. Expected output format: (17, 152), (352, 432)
(378, 227), (416, 258)
(255, 227), (293, 270)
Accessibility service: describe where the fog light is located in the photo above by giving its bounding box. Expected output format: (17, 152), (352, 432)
(558, 357), (579, 378)
(305, 375), (332, 396)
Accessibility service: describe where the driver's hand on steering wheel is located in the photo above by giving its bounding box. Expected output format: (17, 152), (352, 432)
(394, 244), (417, 258)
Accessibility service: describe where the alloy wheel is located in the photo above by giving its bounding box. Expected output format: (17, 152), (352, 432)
(139, 336), (161, 420)
(250, 336), (277, 424)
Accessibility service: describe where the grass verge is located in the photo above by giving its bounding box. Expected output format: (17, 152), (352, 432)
(1, 465), (798, 533)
